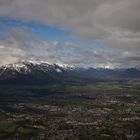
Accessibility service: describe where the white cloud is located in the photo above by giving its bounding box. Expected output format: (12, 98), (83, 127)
(0, 0), (140, 67)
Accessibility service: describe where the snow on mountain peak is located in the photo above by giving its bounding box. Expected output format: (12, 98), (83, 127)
(0, 60), (77, 76)
(0, 62), (29, 73)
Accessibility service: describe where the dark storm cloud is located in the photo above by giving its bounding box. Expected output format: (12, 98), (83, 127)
(0, 0), (140, 67)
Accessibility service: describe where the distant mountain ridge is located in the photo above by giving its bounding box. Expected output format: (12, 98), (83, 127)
(0, 61), (140, 85)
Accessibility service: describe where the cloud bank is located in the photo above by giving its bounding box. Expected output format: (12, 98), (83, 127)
(0, 0), (140, 68)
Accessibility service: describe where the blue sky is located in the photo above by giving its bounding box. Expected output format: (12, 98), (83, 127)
(0, 17), (104, 67)
(0, 17), (104, 50)
(0, 0), (139, 68)
(0, 17), (80, 43)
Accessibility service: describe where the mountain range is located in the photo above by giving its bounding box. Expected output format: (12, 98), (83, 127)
(0, 61), (140, 85)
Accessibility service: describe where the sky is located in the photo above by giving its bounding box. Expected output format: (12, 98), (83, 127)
(0, 0), (140, 68)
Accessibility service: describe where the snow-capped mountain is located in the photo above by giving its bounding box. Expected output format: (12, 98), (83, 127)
(0, 60), (75, 75)
(0, 60), (140, 85)
(0, 60), (78, 84)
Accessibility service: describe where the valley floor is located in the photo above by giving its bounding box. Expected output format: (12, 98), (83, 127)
(0, 80), (140, 140)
